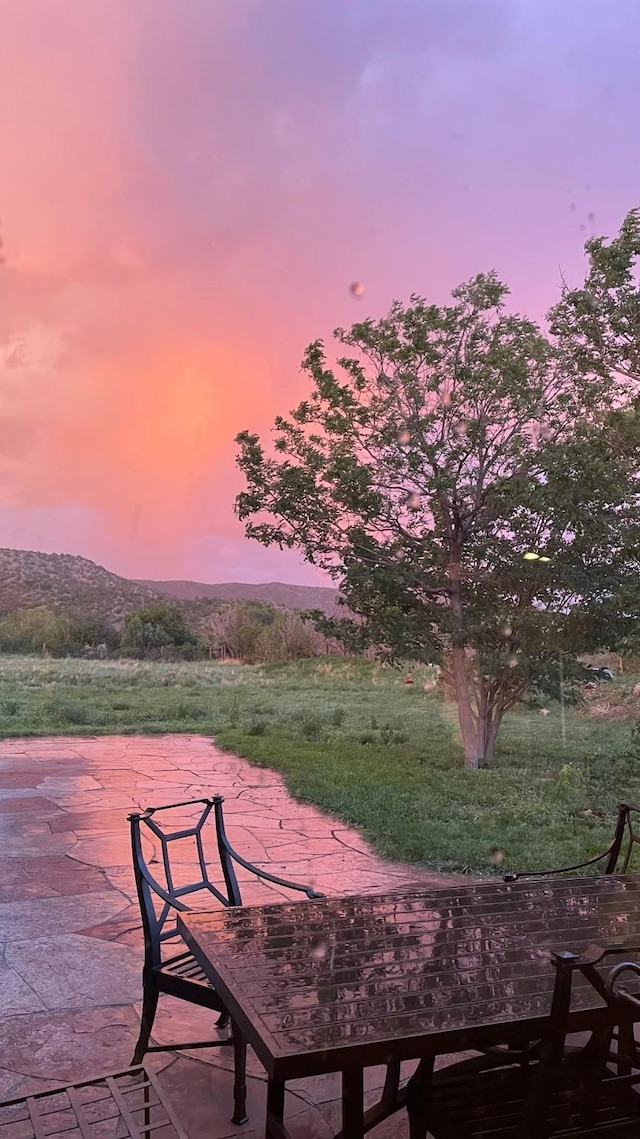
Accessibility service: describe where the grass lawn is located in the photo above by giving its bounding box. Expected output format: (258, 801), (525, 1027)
(0, 653), (638, 876)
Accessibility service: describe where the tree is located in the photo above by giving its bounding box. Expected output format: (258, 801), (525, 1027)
(236, 253), (640, 767)
(205, 600), (277, 663)
(0, 607), (71, 654)
(548, 208), (640, 658)
(65, 613), (120, 655)
(122, 602), (198, 655)
(258, 608), (325, 662)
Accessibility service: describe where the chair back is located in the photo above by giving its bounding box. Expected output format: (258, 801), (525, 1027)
(604, 803), (640, 873)
(504, 803), (640, 883)
(128, 796), (242, 969)
(518, 942), (640, 1139)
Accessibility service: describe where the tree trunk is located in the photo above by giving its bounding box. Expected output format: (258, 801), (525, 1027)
(480, 710), (503, 768)
(450, 650), (507, 768)
(447, 550), (508, 767)
(451, 646), (483, 768)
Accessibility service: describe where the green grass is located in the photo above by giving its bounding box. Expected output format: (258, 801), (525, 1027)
(0, 653), (638, 876)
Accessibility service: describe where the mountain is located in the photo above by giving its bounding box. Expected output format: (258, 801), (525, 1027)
(0, 549), (341, 628)
(135, 579), (340, 615)
(0, 548), (163, 627)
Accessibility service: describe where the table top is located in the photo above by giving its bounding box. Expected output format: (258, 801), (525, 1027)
(178, 875), (640, 1080)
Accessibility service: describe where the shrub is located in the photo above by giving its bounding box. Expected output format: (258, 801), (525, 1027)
(244, 715), (269, 736)
(329, 706), (346, 726)
(298, 713), (325, 741)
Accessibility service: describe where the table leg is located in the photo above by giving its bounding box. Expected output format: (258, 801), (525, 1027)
(265, 1078), (286, 1139)
(231, 1022), (248, 1125)
(342, 1067), (365, 1139)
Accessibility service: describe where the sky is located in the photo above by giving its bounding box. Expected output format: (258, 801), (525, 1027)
(0, 0), (639, 585)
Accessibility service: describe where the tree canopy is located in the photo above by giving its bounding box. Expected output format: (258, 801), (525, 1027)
(236, 214), (640, 767)
(122, 602), (199, 655)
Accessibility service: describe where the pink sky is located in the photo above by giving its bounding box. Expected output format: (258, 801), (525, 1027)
(0, 0), (639, 584)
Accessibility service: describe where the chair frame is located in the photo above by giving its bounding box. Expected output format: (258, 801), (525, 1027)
(504, 802), (640, 883)
(406, 941), (640, 1139)
(0, 1065), (188, 1139)
(128, 794), (323, 1125)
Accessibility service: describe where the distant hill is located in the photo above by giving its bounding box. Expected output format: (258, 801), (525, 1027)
(0, 549), (341, 629)
(135, 579), (340, 616)
(0, 548), (163, 627)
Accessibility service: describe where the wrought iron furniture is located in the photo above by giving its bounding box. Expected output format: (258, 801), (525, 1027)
(128, 794), (322, 1126)
(179, 874), (640, 1139)
(504, 801), (640, 882)
(0, 1066), (188, 1139)
(405, 942), (640, 1138)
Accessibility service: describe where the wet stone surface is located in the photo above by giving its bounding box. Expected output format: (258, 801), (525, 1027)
(0, 734), (463, 1136)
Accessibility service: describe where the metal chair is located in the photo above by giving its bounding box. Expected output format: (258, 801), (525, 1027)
(128, 795), (323, 1126)
(405, 941), (640, 1138)
(504, 802), (640, 883)
(0, 1066), (188, 1139)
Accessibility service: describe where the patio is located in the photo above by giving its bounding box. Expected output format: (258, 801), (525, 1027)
(0, 734), (465, 1138)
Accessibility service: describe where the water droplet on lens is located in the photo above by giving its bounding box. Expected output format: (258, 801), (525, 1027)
(310, 936), (328, 960)
(398, 430), (411, 445)
(508, 655), (520, 669)
(540, 707), (550, 716)
(350, 281), (365, 297)
(406, 492), (421, 510)
(489, 847), (505, 864)
(501, 624), (512, 639)
(523, 551), (540, 561)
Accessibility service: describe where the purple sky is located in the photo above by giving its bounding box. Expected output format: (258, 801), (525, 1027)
(0, 0), (638, 584)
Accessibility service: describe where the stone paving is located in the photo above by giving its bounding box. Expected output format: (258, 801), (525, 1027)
(0, 734), (466, 1137)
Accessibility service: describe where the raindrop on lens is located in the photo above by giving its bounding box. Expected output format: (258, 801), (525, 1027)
(508, 655), (519, 669)
(406, 492), (421, 510)
(310, 936), (328, 960)
(489, 847), (505, 865)
(523, 552), (540, 561)
(350, 281), (365, 297)
(398, 430), (411, 445)
(501, 624), (512, 639)
(540, 708), (550, 716)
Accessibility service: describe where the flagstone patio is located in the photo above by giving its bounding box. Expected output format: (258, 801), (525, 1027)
(0, 734), (466, 1137)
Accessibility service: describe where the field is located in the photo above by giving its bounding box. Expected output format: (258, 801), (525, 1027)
(0, 654), (638, 876)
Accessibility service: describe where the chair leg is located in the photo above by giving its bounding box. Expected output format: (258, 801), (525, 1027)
(381, 1059), (401, 1109)
(131, 975), (159, 1065)
(217, 1008), (230, 1029)
(618, 1023), (634, 1076)
(406, 1057), (434, 1139)
(231, 1022), (249, 1125)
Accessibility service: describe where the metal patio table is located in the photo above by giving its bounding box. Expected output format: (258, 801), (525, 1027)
(178, 874), (640, 1138)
